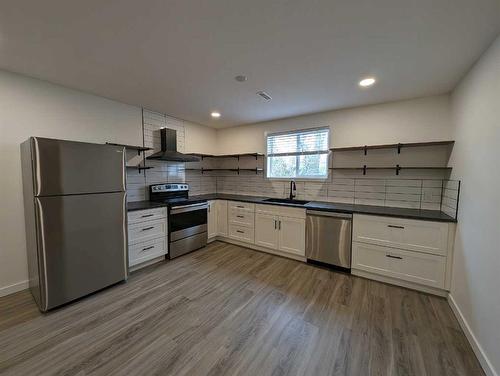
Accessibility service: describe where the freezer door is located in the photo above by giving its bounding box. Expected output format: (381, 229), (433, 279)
(31, 137), (125, 196)
(34, 192), (127, 311)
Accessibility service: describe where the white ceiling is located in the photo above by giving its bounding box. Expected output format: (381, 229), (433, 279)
(0, 0), (499, 128)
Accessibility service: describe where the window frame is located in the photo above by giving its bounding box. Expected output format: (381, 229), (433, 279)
(265, 127), (330, 181)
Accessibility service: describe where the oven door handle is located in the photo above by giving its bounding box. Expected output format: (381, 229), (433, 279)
(170, 202), (208, 214)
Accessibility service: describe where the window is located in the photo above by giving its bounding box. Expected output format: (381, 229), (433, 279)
(266, 127), (329, 179)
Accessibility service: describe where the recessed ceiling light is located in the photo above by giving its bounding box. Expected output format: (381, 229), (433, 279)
(359, 77), (376, 87)
(235, 75), (247, 82)
(211, 112), (221, 118)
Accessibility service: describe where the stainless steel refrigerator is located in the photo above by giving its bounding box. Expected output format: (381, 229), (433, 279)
(20, 137), (128, 312)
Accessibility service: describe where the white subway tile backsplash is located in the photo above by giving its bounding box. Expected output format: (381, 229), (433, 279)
(127, 110), (459, 219)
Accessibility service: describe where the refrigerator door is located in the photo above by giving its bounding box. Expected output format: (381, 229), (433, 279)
(31, 137), (125, 196)
(34, 192), (127, 311)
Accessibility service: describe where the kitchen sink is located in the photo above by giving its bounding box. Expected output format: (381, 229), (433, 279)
(263, 198), (310, 205)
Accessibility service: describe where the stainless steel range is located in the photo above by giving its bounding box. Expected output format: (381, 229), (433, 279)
(149, 183), (208, 259)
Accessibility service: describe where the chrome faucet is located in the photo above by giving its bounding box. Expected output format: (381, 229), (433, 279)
(289, 180), (296, 200)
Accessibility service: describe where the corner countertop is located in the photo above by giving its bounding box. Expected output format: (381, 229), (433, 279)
(127, 193), (457, 223)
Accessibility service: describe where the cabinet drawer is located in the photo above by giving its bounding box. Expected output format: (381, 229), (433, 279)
(256, 204), (306, 219)
(353, 214), (449, 256)
(228, 201), (255, 212)
(128, 208), (166, 224)
(129, 237), (167, 267)
(228, 209), (255, 227)
(128, 219), (166, 244)
(228, 224), (255, 244)
(352, 242), (446, 289)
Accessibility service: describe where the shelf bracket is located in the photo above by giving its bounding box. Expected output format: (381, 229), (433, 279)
(396, 164), (401, 175)
(363, 165), (367, 175)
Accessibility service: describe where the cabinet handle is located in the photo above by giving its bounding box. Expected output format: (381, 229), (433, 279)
(386, 254), (403, 259)
(274, 219), (277, 230)
(141, 226), (154, 231)
(236, 215), (244, 218)
(141, 214), (154, 218)
(278, 220), (281, 230)
(387, 225), (405, 229)
(236, 230), (244, 234)
(236, 205), (245, 208)
(141, 246), (155, 252)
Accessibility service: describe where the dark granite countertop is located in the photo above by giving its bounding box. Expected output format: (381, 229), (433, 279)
(127, 193), (457, 223)
(126, 200), (169, 212)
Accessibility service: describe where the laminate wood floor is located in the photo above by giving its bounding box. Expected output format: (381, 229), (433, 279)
(0, 241), (483, 376)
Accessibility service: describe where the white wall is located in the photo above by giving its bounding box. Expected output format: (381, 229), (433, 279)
(184, 121), (218, 155)
(0, 70), (216, 296)
(448, 35), (500, 376)
(216, 95), (452, 153)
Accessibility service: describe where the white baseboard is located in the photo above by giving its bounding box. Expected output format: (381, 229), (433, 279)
(0, 280), (29, 297)
(448, 293), (497, 376)
(351, 269), (448, 297)
(216, 236), (306, 262)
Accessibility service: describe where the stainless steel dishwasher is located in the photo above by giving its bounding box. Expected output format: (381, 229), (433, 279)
(306, 210), (352, 270)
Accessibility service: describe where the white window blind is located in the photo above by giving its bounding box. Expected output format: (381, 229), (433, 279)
(266, 127), (329, 179)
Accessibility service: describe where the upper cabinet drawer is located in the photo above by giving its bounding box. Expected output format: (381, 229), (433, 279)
(128, 207), (166, 224)
(228, 201), (255, 212)
(255, 204), (306, 219)
(353, 214), (450, 256)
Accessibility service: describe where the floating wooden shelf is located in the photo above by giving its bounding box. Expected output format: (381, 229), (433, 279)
(330, 165), (452, 176)
(185, 167), (264, 174)
(126, 165), (154, 174)
(106, 142), (153, 155)
(331, 140), (454, 154)
(186, 152), (264, 160)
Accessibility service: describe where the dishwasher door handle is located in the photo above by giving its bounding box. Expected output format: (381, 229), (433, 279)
(306, 210), (352, 219)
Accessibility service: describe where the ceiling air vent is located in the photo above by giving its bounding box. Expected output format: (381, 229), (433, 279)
(257, 91), (272, 100)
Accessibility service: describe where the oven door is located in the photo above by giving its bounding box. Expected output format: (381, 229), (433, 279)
(169, 202), (208, 242)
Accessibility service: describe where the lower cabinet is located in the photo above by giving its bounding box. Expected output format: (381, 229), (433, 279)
(278, 216), (306, 256)
(351, 213), (455, 294)
(127, 207), (168, 269)
(352, 242), (446, 289)
(255, 213), (279, 249)
(216, 200), (228, 236)
(254, 206), (306, 257)
(228, 224), (255, 243)
(129, 237), (167, 267)
(207, 200), (228, 239)
(207, 200), (217, 239)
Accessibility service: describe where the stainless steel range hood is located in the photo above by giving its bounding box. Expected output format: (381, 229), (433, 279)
(146, 128), (200, 162)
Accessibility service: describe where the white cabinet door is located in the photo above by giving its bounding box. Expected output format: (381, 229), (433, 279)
(216, 200), (228, 237)
(278, 216), (306, 256)
(255, 213), (279, 249)
(207, 201), (217, 239)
